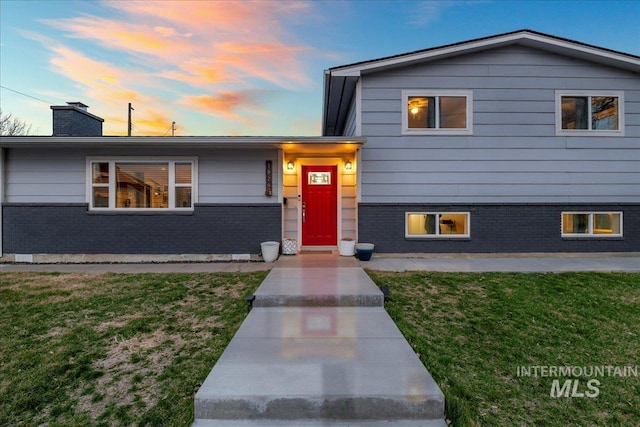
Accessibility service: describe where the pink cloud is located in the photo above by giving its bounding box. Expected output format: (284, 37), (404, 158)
(181, 90), (269, 120)
(45, 1), (314, 89)
(36, 0), (322, 134)
(45, 16), (197, 59)
(48, 45), (172, 135)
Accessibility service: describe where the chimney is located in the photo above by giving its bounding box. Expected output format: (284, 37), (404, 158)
(51, 102), (104, 136)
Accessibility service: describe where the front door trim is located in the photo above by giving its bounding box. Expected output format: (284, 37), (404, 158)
(297, 157), (343, 249)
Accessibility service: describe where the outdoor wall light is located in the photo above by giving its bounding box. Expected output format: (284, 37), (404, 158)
(287, 160), (295, 171)
(345, 160), (352, 171)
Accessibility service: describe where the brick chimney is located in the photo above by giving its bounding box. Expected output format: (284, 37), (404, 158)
(51, 102), (104, 136)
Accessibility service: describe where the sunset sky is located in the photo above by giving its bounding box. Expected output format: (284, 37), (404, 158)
(1, 0), (639, 136)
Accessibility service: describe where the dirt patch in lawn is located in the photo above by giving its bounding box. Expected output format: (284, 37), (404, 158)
(75, 329), (186, 419)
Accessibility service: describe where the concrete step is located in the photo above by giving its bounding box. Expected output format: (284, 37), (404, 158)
(252, 268), (384, 307)
(194, 308), (444, 422)
(193, 419), (449, 426)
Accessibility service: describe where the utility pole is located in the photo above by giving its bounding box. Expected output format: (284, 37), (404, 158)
(127, 103), (134, 136)
(171, 121), (176, 136)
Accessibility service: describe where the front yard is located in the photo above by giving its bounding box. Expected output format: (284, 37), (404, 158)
(0, 272), (266, 426)
(368, 271), (640, 426)
(1, 271), (638, 426)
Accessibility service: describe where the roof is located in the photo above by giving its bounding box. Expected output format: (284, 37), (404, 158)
(322, 29), (640, 136)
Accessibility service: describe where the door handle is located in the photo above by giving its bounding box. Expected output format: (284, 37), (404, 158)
(302, 202), (306, 223)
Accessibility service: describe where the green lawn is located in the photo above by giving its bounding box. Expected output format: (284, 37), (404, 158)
(367, 271), (640, 427)
(1, 271), (638, 426)
(0, 272), (266, 427)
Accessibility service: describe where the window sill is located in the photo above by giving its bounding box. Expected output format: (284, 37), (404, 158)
(556, 130), (624, 137)
(561, 236), (624, 241)
(87, 209), (194, 216)
(402, 129), (473, 136)
(406, 236), (471, 240)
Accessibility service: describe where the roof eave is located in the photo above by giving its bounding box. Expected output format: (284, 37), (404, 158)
(0, 136), (366, 149)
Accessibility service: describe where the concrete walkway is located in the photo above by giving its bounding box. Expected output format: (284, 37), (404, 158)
(193, 254), (447, 426)
(0, 261), (272, 274)
(1, 252), (637, 274)
(362, 253), (640, 273)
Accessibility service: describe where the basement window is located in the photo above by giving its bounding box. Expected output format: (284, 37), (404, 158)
(561, 212), (622, 237)
(406, 212), (470, 238)
(87, 158), (197, 211)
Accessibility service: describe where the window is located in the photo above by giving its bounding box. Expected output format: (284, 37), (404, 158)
(402, 90), (473, 135)
(406, 212), (470, 238)
(561, 212), (622, 237)
(87, 158), (197, 210)
(556, 91), (624, 135)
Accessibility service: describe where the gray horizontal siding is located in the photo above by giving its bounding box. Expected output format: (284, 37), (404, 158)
(358, 44), (640, 203)
(362, 160), (640, 173)
(5, 149), (85, 202)
(5, 147), (280, 204)
(363, 172), (638, 185)
(198, 150), (280, 203)
(362, 147), (637, 161)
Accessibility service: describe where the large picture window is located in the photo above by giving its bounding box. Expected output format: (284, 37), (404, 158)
(561, 212), (622, 237)
(88, 158), (196, 210)
(406, 212), (470, 238)
(556, 91), (624, 135)
(402, 90), (473, 135)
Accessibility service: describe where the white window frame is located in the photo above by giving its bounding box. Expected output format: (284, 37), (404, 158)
(555, 90), (624, 136)
(561, 211), (623, 238)
(405, 212), (470, 239)
(86, 157), (198, 211)
(402, 90), (473, 135)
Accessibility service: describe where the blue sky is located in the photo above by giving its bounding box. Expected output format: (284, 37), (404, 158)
(1, 0), (639, 136)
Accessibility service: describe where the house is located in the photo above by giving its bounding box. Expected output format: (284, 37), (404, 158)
(0, 30), (638, 262)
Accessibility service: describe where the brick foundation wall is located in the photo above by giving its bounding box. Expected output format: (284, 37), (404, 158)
(2, 204), (281, 254)
(358, 203), (640, 253)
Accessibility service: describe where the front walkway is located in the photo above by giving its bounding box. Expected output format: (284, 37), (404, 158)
(1, 252), (638, 273)
(362, 253), (640, 273)
(193, 253), (447, 426)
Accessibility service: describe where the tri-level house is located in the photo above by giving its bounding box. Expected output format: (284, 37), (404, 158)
(1, 30), (638, 262)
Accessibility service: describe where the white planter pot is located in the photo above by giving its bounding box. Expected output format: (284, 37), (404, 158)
(261, 241), (280, 262)
(339, 239), (356, 256)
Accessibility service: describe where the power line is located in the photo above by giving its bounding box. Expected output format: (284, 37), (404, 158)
(162, 121), (177, 136)
(0, 85), (54, 105)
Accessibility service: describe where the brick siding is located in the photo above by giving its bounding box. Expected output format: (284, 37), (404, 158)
(2, 204), (281, 254)
(358, 203), (640, 253)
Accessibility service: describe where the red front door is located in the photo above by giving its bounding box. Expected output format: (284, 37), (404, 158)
(301, 165), (338, 246)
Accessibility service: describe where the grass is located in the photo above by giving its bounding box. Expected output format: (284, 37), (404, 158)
(367, 271), (640, 427)
(0, 271), (267, 427)
(1, 271), (638, 426)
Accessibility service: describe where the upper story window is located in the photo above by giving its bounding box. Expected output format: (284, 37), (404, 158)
(88, 158), (197, 211)
(402, 90), (473, 135)
(556, 91), (624, 136)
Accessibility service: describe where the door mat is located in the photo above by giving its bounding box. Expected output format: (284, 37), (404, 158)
(298, 251), (333, 254)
